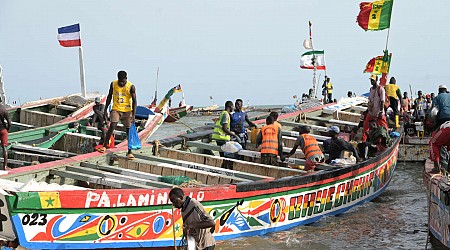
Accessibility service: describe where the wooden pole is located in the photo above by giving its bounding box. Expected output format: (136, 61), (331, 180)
(78, 46), (86, 98)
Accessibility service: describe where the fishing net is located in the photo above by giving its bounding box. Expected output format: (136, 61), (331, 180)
(178, 179), (203, 188)
(158, 176), (192, 185)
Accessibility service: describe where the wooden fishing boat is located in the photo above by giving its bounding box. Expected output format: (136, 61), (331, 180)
(0, 98), (400, 249)
(164, 105), (193, 123)
(7, 93), (106, 133)
(423, 159), (450, 247)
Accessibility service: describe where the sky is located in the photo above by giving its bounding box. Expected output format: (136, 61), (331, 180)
(1, 0), (450, 107)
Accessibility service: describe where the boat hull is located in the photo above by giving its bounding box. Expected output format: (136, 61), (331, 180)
(2, 140), (399, 249)
(165, 105), (192, 123)
(424, 159), (450, 247)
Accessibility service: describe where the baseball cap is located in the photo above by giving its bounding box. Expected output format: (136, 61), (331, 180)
(439, 84), (447, 89)
(370, 75), (378, 81)
(94, 97), (101, 103)
(328, 126), (340, 134)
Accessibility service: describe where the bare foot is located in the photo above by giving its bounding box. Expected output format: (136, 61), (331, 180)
(4, 167), (11, 171)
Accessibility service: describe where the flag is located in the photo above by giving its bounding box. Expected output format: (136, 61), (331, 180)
(364, 52), (392, 75)
(357, 0), (393, 31)
(57, 24), (81, 47)
(173, 84), (182, 93)
(303, 39), (312, 49)
(300, 51), (326, 70)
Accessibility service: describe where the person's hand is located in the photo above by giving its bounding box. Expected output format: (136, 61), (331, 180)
(235, 136), (242, 144)
(103, 112), (108, 122)
(280, 156), (286, 162)
(378, 111), (383, 119)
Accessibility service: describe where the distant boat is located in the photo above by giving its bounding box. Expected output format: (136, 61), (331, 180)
(165, 105), (193, 122)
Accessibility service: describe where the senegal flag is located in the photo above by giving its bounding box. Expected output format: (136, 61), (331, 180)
(364, 52), (392, 75)
(357, 0), (393, 31)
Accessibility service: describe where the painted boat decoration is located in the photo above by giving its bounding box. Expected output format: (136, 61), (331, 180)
(423, 159), (450, 248)
(164, 105), (193, 123)
(0, 98), (399, 249)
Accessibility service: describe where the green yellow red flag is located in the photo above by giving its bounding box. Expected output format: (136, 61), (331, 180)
(364, 52), (392, 75)
(357, 0), (393, 31)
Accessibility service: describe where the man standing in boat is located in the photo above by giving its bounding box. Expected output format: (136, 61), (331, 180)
(212, 101), (240, 156)
(256, 116), (285, 166)
(432, 85), (450, 129)
(362, 75), (388, 142)
(384, 77), (403, 128)
(269, 111), (282, 131)
(0, 100), (10, 170)
(169, 188), (216, 250)
(413, 90), (426, 122)
(322, 76), (333, 103)
(230, 99), (256, 150)
(285, 125), (324, 171)
(97, 71), (137, 160)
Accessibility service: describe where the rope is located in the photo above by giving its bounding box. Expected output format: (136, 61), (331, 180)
(167, 113), (196, 132)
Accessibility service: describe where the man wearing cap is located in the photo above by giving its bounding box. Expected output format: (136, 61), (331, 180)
(384, 77), (403, 128)
(432, 85), (450, 128)
(362, 75), (388, 142)
(285, 125), (324, 171)
(326, 126), (360, 164)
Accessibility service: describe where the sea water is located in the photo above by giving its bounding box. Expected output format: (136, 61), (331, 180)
(149, 115), (443, 250)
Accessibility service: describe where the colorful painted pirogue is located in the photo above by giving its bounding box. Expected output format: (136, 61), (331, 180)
(0, 98), (400, 249)
(423, 159), (450, 247)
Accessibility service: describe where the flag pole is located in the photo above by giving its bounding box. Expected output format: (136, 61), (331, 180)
(309, 21), (317, 99)
(78, 46), (86, 98)
(155, 66), (159, 102)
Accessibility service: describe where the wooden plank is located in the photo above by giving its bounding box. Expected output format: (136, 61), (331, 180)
(49, 169), (150, 189)
(306, 116), (359, 126)
(281, 130), (330, 141)
(56, 104), (78, 112)
(11, 121), (35, 129)
(12, 151), (63, 163)
(136, 153), (270, 181)
(80, 162), (163, 182)
(278, 121), (328, 132)
(185, 141), (307, 167)
(11, 144), (77, 157)
(115, 155), (240, 185)
(66, 165), (173, 188)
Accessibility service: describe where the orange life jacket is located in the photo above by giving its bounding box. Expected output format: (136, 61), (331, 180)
(301, 134), (323, 159)
(261, 124), (279, 155)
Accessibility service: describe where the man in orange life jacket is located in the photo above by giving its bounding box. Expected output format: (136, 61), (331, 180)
(98, 71), (137, 160)
(256, 116), (285, 166)
(285, 125), (324, 171)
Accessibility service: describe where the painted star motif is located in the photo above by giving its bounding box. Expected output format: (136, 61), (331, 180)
(175, 223), (180, 232)
(45, 197), (55, 207)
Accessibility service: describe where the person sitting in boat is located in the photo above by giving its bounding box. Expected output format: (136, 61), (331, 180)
(358, 119), (391, 160)
(91, 97), (108, 148)
(326, 126), (360, 164)
(256, 116), (285, 166)
(429, 121), (450, 173)
(270, 111), (282, 131)
(212, 100), (241, 157)
(432, 85), (450, 129)
(169, 188), (216, 250)
(347, 91), (354, 98)
(413, 90), (426, 122)
(97, 70), (137, 160)
(285, 125), (324, 171)
(230, 99), (256, 150)
(362, 75), (388, 142)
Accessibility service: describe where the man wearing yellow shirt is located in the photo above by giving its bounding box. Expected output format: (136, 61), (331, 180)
(384, 77), (403, 128)
(98, 71), (137, 160)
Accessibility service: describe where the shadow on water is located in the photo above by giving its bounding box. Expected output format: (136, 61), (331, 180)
(216, 162), (445, 250)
